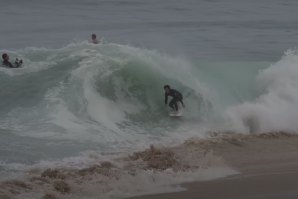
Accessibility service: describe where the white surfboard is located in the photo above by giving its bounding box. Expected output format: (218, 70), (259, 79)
(169, 111), (183, 117)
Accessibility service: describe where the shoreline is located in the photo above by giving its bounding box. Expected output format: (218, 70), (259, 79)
(129, 171), (298, 199)
(1, 132), (298, 199)
(128, 133), (298, 199)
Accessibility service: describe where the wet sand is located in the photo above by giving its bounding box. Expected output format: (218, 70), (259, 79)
(129, 134), (298, 199)
(1, 132), (298, 199)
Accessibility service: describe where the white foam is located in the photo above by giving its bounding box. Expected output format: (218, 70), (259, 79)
(226, 50), (298, 133)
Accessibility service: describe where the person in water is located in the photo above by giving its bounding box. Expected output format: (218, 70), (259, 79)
(90, 33), (99, 44)
(2, 53), (22, 68)
(164, 85), (185, 112)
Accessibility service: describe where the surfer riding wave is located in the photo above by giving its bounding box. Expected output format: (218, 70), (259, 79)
(164, 85), (185, 113)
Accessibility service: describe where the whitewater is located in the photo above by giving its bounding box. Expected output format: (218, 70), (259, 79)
(1, 0), (298, 198)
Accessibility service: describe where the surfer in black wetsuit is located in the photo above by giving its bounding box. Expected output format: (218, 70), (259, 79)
(164, 85), (185, 112)
(2, 53), (22, 68)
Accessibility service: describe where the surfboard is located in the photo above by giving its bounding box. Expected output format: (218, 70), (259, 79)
(169, 111), (182, 117)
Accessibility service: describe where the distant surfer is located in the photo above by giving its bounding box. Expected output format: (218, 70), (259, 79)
(164, 85), (185, 112)
(2, 53), (22, 68)
(90, 33), (100, 44)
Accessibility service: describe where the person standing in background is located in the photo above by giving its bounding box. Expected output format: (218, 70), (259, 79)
(90, 33), (100, 44)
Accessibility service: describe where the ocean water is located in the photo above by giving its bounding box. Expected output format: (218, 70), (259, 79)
(1, 0), (298, 198)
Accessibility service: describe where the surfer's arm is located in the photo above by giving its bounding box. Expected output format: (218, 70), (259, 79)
(3, 60), (14, 68)
(8, 62), (14, 68)
(180, 100), (185, 107)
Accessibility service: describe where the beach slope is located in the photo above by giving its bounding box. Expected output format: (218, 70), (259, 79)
(129, 133), (298, 199)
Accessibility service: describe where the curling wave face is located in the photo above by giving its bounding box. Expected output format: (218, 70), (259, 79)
(0, 42), (211, 167)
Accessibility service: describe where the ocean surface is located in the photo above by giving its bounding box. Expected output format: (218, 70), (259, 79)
(1, 0), (298, 198)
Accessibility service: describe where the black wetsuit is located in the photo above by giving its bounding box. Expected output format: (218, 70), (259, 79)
(165, 89), (184, 111)
(3, 60), (14, 68)
(2, 60), (22, 68)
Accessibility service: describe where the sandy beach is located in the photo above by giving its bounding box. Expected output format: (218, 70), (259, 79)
(129, 133), (298, 199)
(1, 132), (298, 199)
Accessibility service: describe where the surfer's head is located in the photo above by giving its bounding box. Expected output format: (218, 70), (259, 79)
(91, 33), (99, 44)
(164, 85), (170, 93)
(2, 53), (8, 60)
